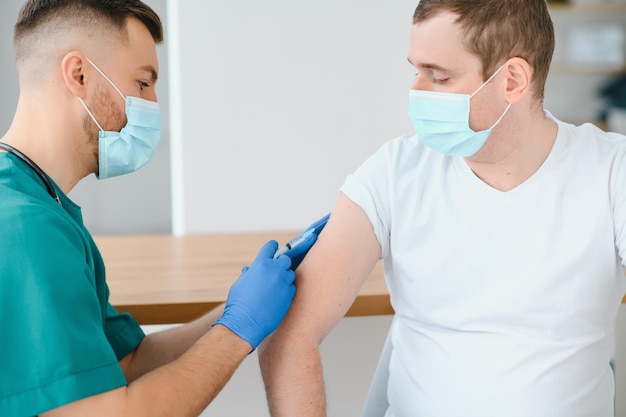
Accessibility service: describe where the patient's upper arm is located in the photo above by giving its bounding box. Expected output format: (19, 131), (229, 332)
(284, 193), (382, 344)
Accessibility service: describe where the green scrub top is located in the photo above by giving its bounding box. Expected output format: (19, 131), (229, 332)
(0, 152), (145, 416)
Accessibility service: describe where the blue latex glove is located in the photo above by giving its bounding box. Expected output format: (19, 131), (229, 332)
(282, 213), (330, 270)
(214, 240), (295, 350)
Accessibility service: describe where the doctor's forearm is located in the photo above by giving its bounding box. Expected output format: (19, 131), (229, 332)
(123, 303), (226, 382)
(125, 324), (248, 415)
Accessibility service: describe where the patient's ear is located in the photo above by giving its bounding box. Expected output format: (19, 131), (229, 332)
(503, 57), (531, 104)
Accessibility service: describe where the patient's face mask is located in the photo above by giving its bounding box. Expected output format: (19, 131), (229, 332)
(408, 65), (511, 157)
(78, 57), (162, 179)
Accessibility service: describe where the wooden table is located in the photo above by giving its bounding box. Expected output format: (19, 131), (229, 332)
(96, 233), (393, 325)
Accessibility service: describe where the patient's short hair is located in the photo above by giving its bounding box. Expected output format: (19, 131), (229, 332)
(413, 0), (554, 101)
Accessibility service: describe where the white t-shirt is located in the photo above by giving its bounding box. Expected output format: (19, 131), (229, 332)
(341, 116), (626, 417)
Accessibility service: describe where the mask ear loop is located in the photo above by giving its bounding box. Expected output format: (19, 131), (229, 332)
(85, 57), (127, 102)
(469, 64), (505, 99)
(487, 102), (512, 130)
(469, 64), (511, 130)
(78, 98), (104, 132)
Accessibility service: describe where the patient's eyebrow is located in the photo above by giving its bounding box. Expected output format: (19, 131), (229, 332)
(407, 57), (450, 73)
(139, 65), (158, 83)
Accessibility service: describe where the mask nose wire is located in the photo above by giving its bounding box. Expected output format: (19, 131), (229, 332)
(85, 57), (127, 102)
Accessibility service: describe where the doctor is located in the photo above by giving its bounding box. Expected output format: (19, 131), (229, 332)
(0, 1), (316, 416)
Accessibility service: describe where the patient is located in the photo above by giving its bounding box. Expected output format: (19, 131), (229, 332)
(257, 1), (626, 416)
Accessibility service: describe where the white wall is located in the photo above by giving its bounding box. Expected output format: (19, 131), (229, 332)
(0, 1), (21, 132)
(169, 0), (416, 235)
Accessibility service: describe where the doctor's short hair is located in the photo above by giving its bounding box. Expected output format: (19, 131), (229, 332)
(413, 0), (554, 101)
(13, 0), (163, 77)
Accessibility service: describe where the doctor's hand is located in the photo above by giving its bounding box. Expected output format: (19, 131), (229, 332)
(214, 240), (295, 351)
(283, 213), (329, 270)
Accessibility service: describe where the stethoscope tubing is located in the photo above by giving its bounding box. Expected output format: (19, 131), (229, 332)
(0, 142), (62, 206)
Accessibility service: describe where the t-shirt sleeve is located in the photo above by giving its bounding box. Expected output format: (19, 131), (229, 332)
(0, 205), (134, 416)
(340, 141), (394, 258)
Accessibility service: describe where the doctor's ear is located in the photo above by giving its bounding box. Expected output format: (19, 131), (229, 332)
(61, 52), (88, 98)
(502, 57), (531, 104)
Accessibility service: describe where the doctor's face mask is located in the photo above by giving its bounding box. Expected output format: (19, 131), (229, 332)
(78, 57), (162, 179)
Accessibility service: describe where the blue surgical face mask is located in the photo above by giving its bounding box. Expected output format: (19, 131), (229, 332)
(408, 65), (511, 157)
(78, 57), (161, 179)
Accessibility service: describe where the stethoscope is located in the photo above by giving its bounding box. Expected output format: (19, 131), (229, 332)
(0, 142), (62, 206)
